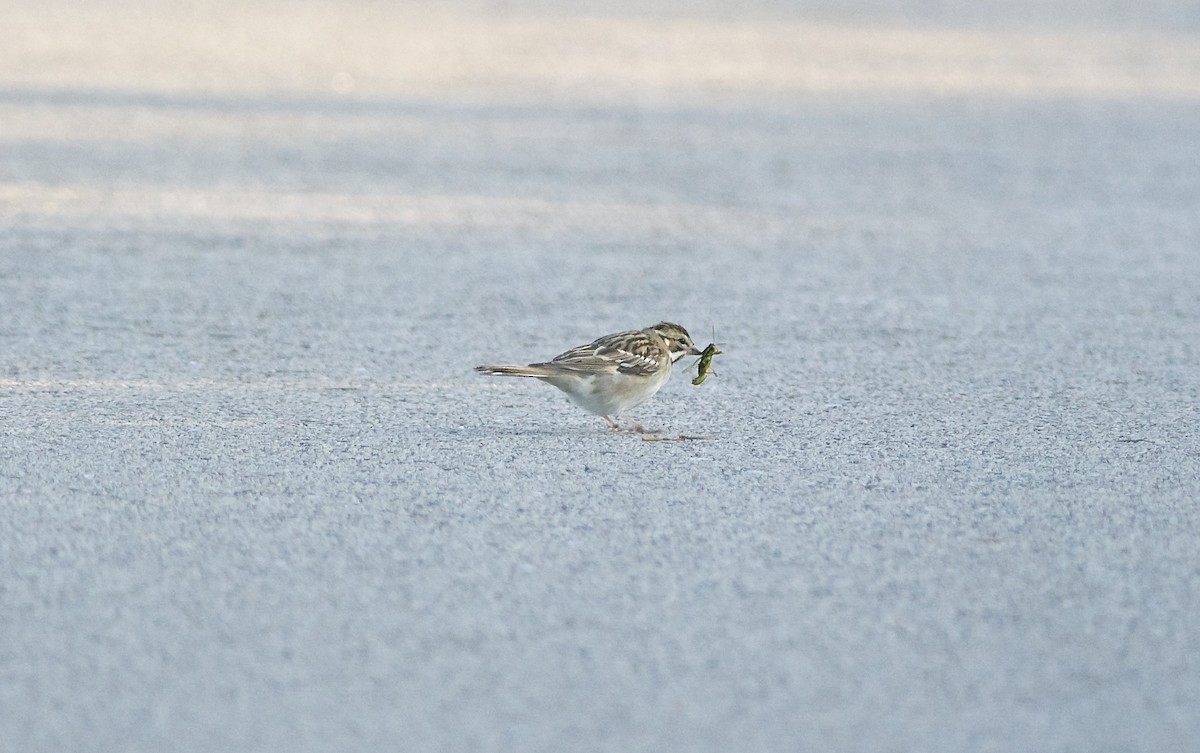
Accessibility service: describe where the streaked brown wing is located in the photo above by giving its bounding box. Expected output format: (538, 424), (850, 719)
(543, 330), (664, 376)
(600, 335), (665, 376)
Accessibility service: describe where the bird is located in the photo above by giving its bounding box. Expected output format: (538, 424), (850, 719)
(475, 322), (702, 433)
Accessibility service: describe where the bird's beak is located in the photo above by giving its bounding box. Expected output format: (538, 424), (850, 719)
(689, 346), (703, 356)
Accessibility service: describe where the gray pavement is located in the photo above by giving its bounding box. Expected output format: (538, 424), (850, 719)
(3, 2), (1199, 751)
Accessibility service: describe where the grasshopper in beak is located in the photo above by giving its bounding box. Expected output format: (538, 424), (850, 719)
(691, 328), (722, 386)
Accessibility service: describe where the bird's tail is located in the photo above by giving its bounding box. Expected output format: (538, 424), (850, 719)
(475, 364), (555, 378)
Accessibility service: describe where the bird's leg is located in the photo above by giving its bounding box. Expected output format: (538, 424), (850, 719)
(620, 414), (661, 434)
(602, 415), (622, 431)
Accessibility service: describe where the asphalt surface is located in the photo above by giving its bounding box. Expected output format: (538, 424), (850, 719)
(3, 2), (1199, 751)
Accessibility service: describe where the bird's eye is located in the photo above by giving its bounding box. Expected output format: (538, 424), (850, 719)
(677, 338), (687, 346)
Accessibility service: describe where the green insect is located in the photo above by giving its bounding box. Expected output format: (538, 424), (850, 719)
(691, 341), (722, 385)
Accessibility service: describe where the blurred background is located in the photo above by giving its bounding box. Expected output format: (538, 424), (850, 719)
(4, 0), (1197, 380)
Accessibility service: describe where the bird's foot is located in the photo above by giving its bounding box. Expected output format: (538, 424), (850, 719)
(620, 415), (661, 434)
(602, 415), (661, 434)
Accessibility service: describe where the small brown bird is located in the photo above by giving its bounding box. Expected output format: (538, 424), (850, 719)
(476, 322), (701, 433)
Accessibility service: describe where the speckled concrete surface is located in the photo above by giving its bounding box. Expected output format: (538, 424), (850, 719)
(2, 2), (1199, 751)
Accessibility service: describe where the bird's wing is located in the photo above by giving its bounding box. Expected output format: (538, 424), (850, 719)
(543, 331), (665, 376)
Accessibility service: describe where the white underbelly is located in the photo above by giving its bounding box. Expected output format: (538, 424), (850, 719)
(554, 367), (671, 416)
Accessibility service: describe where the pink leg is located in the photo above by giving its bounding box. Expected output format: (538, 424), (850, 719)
(620, 414), (661, 434)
